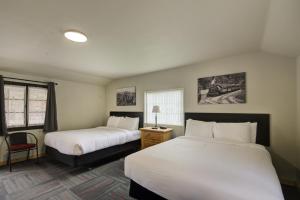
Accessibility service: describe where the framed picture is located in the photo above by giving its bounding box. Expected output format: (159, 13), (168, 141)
(117, 86), (136, 106)
(198, 72), (246, 104)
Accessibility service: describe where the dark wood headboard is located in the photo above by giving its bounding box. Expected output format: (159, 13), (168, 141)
(184, 112), (270, 146)
(110, 111), (144, 129)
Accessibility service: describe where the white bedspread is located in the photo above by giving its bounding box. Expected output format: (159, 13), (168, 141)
(44, 126), (140, 155)
(125, 136), (284, 200)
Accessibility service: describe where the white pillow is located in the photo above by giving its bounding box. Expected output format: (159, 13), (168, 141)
(185, 119), (214, 138)
(250, 122), (257, 143)
(107, 116), (122, 127)
(118, 117), (139, 130)
(226, 122), (257, 143)
(127, 117), (139, 130)
(213, 123), (251, 143)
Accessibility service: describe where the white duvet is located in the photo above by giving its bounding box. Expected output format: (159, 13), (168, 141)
(44, 126), (140, 155)
(125, 136), (284, 200)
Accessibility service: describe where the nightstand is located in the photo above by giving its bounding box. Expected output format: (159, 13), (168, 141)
(140, 127), (172, 149)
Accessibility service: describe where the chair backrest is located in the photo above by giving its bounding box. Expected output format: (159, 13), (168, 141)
(8, 132), (28, 145)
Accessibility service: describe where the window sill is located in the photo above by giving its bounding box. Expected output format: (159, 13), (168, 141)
(8, 126), (44, 132)
(144, 123), (184, 127)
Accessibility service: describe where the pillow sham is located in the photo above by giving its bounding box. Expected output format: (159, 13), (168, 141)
(118, 117), (139, 130)
(185, 119), (214, 138)
(250, 122), (257, 143)
(213, 123), (251, 143)
(220, 122), (257, 143)
(107, 116), (122, 127)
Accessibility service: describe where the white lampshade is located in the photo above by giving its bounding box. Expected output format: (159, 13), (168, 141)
(152, 105), (160, 113)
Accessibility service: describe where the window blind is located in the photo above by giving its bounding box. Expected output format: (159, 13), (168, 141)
(4, 84), (48, 129)
(28, 87), (47, 126)
(145, 89), (184, 126)
(4, 85), (26, 128)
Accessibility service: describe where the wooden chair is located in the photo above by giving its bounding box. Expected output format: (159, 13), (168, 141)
(5, 132), (39, 172)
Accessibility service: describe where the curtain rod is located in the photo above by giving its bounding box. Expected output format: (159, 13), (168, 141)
(2, 76), (58, 85)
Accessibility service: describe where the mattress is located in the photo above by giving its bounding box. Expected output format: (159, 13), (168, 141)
(125, 136), (284, 200)
(44, 126), (140, 155)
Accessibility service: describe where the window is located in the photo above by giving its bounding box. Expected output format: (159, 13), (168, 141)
(4, 82), (48, 130)
(5, 85), (26, 128)
(145, 89), (184, 126)
(28, 87), (47, 126)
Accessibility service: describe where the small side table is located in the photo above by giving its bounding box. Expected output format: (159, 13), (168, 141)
(140, 127), (172, 149)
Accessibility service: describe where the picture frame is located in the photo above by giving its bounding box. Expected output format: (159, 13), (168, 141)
(116, 86), (136, 106)
(198, 72), (246, 104)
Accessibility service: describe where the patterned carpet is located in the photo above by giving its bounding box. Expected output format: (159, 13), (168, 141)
(0, 158), (134, 200)
(0, 158), (298, 200)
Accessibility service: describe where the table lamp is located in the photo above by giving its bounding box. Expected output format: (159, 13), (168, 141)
(152, 105), (160, 128)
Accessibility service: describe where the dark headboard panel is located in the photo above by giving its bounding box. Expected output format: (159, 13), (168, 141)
(110, 111), (144, 129)
(184, 112), (270, 146)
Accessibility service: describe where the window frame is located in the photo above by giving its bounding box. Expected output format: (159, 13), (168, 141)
(4, 81), (48, 131)
(144, 88), (184, 126)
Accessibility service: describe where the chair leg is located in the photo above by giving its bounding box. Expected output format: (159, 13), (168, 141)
(27, 149), (30, 161)
(36, 148), (39, 164)
(6, 152), (10, 166)
(8, 152), (12, 172)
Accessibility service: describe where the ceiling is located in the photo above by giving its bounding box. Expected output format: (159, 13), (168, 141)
(262, 0), (300, 57)
(0, 0), (299, 84)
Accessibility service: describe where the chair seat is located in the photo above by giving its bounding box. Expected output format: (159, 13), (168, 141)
(10, 143), (36, 151)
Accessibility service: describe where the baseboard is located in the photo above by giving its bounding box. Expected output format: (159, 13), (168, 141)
(0, 153), (45, 167)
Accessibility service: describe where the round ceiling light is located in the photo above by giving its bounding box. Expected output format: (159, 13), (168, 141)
(64, 30), (87, 43)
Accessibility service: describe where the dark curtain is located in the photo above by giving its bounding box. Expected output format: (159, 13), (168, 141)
(43, 82), (58, 133)
(0, 75), (8, 136)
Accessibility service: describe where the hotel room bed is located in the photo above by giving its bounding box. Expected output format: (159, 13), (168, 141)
(125, 112), (284, 200)
(45, 127), (140, 155)
(45, 111), (143, 167)
(126, 136), (283, 200)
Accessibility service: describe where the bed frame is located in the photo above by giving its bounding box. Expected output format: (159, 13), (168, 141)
(129, 112), (270, 199)
(46, 111), (143, 167)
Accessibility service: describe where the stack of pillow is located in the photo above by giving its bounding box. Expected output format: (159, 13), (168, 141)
(107, 116), (139, 130)
(185, 119), (257, 143)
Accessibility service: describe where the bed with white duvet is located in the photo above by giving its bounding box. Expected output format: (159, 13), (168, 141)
(125, 115), (284, 200)
(45, 112), (143, 166)
(125, 136), (283, 200)
(45, 126), (140, 156)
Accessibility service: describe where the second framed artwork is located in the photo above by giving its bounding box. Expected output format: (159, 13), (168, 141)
(116, 86), (136, 106)
(198, 72), (246, 104)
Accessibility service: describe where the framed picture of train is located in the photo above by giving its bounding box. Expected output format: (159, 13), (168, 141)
(117, 86), (136, 106)
(198, 72), (246, 104)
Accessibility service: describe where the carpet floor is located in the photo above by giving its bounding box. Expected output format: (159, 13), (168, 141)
(0, 158), (298, 200)
(0, 158), (133, 200)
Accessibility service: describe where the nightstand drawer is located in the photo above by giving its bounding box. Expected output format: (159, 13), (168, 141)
(143, 142), (154, 148)
(142, 131), (162, 140)
(143, 138), (161, 144)
(143, 140), (161, 148)
(140, 127), (173, 149)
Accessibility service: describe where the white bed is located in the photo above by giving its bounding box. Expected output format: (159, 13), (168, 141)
(125, 136), (284, 200)
(44, 126), (140, 156)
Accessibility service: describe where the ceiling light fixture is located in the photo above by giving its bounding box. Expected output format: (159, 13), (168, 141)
(64, 30), (87, 43)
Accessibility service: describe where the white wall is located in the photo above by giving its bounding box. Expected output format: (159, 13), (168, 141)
(0, 71), (106, 164)
(106, 52), (298, 180)
(56, 80), (106, 131)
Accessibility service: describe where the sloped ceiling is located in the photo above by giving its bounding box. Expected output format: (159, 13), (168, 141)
(262, 0), (300, 57)
(0, 0), (298, 84)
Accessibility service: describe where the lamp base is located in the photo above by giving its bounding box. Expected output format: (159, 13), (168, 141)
(152, 127), (158, 129)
